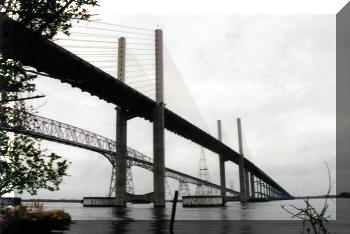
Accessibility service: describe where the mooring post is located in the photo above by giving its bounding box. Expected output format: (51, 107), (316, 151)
(115, 37), (127, 207)
(237, 118), (248, 202)
(217, 120), (226, 200)
(170, 190), (179, 232)
(154, 29), (166, 207)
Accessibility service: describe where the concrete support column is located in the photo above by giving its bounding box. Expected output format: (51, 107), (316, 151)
(250, 173), (255, 198)
(245, 170), (250, 198)
(262, 184), (265, 198)
(115, 37), (127, 207)
(259, 180), (263, 198)
(217, 120), (226, 198)
(153, 29), (165, 207)
(237, 118), (248, 201)
(271, 188), (274, 198)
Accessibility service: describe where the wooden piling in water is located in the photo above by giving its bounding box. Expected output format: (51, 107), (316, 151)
(170, 190), (179, 231)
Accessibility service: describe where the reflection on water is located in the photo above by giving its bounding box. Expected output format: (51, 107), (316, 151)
(112, 207), (133, 233)
(152, 208), (168, 234)
(22, 199), (349, 234)
(26, 198), (337, 221)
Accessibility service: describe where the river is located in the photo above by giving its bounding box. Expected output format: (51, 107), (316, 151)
(20, 198), (350, 233)
(24, 198), (336, 220)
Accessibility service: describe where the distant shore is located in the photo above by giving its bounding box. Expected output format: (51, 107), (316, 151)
(13, 192), (349, 204)
(22, 199), (82, 203)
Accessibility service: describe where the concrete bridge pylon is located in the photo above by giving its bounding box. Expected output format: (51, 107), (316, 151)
(237, 118), (250, 202)
(153, 29), (166, 207)
(115, 37), (128, 207)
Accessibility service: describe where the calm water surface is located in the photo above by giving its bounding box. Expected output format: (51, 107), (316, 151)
(20, 199), (350, 233)
(24, 198), (337, 220)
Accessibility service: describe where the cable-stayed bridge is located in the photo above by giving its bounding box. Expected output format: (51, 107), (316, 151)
(0, 15), (293, 207)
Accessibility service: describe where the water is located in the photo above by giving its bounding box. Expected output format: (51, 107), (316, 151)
(24, 198), (337, 220)
(18, 199), (350, 233)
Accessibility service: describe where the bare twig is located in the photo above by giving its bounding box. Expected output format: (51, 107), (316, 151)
(281, 162), (333, 234)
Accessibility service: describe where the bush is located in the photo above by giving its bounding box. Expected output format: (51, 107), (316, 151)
(1, 205), (71, 234)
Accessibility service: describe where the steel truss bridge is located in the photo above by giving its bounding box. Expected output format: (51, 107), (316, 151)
(0, 113), (239, 196)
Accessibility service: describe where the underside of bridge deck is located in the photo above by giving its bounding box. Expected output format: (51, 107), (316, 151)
(0, 15), (292, 199)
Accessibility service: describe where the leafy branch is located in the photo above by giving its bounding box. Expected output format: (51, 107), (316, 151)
(0, 0), (99, 197)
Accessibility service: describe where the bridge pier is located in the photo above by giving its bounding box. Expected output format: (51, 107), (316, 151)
(115, 108), (128, 206)
(245, 169), (250, 199)
(153, 29), (166, 207)
(250, 173), (255, 198)
(237, 118), (249, 202)
(259, 180), (264, 198)
(217, 120), (226, 199)
(115, 37), (127, 207)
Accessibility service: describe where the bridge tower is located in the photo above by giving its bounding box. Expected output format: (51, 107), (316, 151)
(178, 180), (191, 197)
(195, 147), (214, 195)
(126, 161), (135, 194)
(237, 118), (250, 201)
(115, 37), (128, 206)
(165, 178), (172, 200)
(109, 163), (135, 196)
(217, 120), (226, 199)
(153, 29), (166, 207)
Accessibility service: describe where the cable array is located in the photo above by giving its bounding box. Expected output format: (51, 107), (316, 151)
(53, 19), (211, 133)
(53, 19), (156, 96)
(124, 47), (155, 99)
(163, 45), (211, 134)
(31, 18), (228, 195)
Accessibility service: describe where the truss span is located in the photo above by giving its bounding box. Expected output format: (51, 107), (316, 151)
(0, 113), (239, 195)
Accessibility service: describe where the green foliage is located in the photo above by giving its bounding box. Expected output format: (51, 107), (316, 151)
(0, 133), (70, 196)
(0, 59), (70, 196)
(0, 0), (99, 197)
(0, 0), (99, 39)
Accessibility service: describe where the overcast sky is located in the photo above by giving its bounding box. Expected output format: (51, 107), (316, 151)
(18, 11), (336, 199)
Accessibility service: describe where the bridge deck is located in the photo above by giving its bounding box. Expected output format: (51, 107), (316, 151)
(0, 15), (291, 198)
